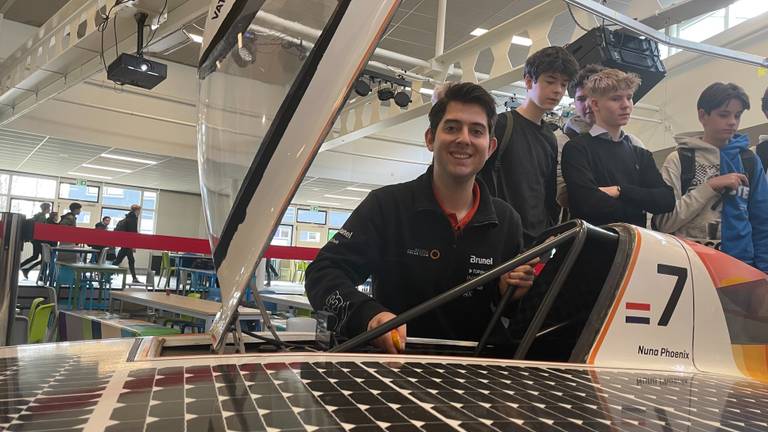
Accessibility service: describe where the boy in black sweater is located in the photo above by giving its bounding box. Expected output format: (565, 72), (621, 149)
(306, 83), (535, 353)
(479, 46), (579, 245)
(562, 69), (674, 227)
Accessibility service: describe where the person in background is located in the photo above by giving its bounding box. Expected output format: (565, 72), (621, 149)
(90, 216), (111, 263)
(56, 202), (83, 264)
(306, 82), (534, 354)
(561, 69), (674, 227)
(555, 64), (646, 213)
(479, 46), (579, 246)
(114, 205), (141, 283)
(654, 82), (768, 273)
(756, 86), (768, 170)
(20, 203), (51, 279)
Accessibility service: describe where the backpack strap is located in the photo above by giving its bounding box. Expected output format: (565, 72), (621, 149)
(739, 148), (756, 186)
(494, 111), (515, 170)
(677, 147), (696, 194)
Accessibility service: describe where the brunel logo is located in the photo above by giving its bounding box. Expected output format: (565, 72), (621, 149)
(212, 0), (227, 19)
(469, 255), (493, 265)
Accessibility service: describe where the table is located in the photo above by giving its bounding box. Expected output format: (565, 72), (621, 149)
(260, 293), (312, 310)
(109, 289), (263, 331)
(58, 262), (127, 310)
(57, 310), (179, 341)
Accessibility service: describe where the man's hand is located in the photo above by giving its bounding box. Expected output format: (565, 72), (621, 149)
(599, 186), (621, 198)
(707, 173), (748, 193)
(499, 258), (539, 300)
(367, 312), (406, 354)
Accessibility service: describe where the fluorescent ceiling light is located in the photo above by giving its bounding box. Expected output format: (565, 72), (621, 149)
(183, 29), (203, 44)
(470, 28), (488, 37)
(324, 194), (361, 201)
(418, 88), (434, 95)
(81, 163), (132, 173)
(345, 187), (371, 192)
(68, 171), (112, 180)
(101, 153), (159, 164)
(511, 35), (533, 46)
(307, 200), (341, 206)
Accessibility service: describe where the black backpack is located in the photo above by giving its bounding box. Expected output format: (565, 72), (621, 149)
(678, 147), (756, 194)
(114, 218), (128, 232)
(486, 111), (515, 199)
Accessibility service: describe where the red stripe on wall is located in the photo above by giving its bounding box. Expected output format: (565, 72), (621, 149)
(625, 302), (651, 311)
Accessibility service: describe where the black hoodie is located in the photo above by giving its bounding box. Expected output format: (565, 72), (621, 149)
(305, 167), (524, 342)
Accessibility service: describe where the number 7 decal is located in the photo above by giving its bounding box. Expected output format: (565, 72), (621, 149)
(657, 264), (687, 326)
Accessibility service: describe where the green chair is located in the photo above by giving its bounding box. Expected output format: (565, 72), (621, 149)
(157, 252), (178, 288)
(28, 303), (54, 343)
(28, 297), (45, 320)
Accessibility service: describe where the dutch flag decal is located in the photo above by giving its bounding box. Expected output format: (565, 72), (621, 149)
(625, 302), (651, 324)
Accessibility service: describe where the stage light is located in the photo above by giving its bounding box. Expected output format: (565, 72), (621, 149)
(393, 89), (411, 108)
(377, 86), (394, 101)
(354, 79), (371, 96)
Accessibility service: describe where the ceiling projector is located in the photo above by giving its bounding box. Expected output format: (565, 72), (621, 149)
(107, 53), (167, 89)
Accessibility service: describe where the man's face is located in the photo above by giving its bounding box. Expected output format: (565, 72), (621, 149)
(41, 204), (51, 213)
(699, 99), (745, 145)
(103, 217), (111, 226)
(574, 87), (593, 123)
(425, 101), (497, 181)
(73, 208), (81, 216)
(591, 90), (633, 128)
(526, 72), (570, 111)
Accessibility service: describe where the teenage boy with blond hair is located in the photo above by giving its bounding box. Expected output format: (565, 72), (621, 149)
(561, 69), (674, 227)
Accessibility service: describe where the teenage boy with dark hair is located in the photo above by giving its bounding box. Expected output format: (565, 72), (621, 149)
(306, 82), (535, 353)
(114, 204), (142, 283)
(555, 64), (646, 210)
(654, 82), (768, 272)
(562, 69), (674, 227)
(479, 46), (579, 245)
(20, 202), (51, 279)
(756, 86), (768, 169)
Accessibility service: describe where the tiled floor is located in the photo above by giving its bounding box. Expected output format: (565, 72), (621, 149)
(0, 339), (766, 431)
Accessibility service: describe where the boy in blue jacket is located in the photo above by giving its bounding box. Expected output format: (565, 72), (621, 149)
(654, 82), (768, 272)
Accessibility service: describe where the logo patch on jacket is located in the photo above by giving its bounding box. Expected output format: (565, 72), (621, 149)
(469, 255), (493, 265)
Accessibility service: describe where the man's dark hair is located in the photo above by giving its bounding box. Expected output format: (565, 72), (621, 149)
(102, 216), (111, 222)
(762, 86), (768, 114)
(69, 202), (82, 211)
(523, 46), (579, 82)
(569, 64), (606, 95)
(428, 82), (497, 136)
(697, 82), (751, 114)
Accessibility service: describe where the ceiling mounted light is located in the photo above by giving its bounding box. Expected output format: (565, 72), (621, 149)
(101, 153), (159, 164)
(81, 164), (132, 173)
(393, 89), (411, 108)
(345, 187), (371, 192)
(354, 79), (371, 97)
(377, 86), (395, 101)
(470, 28), (488, 36)
(511, 35), (533, 46)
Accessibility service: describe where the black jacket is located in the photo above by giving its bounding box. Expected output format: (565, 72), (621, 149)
(562, 133), (674, 227)
(305, 167), (524, 342)
(116, 212), (138, 233)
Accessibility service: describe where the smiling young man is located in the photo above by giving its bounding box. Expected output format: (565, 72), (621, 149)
(479, 46), (579, 246)
(654, 82), (768, 272)
(306, 82), (534, 353)
(561, 69), (674, 227)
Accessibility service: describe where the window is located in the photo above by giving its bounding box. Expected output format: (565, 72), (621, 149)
(142, 191), (157, 210)
(299, 230), (321, 243)
(10, 199), (53, 219)
(296, 208), (327, 225)
(101, 208), (127, 230)
(0, 196), (6, 212)
(328, 210), (351, 229)
(102, 186), (142, 207)
(140, 210), (155, 234)
(271, 224), (293, 246)
(281, 206), (296, 224)
(10, 175), (56, 199)
(0, 174), (8, 194)
(59, 183), (99, 202)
